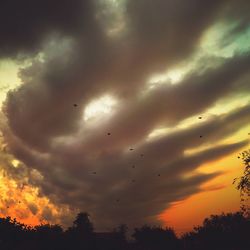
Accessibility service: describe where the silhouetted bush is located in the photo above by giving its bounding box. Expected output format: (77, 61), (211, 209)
(132, 225), (180, 250)
(0, 211), (249, 250)
(182, 212), (250, 250)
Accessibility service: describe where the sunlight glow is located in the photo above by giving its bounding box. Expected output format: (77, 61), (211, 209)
(149, 69), (184, 87)
(11, 159), (20, 168)
(84, 95), (117, 121)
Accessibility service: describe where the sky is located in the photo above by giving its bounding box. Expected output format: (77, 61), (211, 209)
(0, 0), (250, 234)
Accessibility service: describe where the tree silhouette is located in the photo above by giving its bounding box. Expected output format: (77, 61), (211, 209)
(0, 211), (249, 250)
(182, 212), (250, 250)
(32, 224), (64, 250)
(0, 217), (25, 249)
(73, 212), (94, 234)
(65, 212), (95, 250)
(133, 225), (180, 250)
(234, 149), (250, 217)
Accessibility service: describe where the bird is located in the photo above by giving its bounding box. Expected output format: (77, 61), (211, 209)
(107, 133), (111, 136)
(129, 148), (134, 151)
(73, 104), (78, 107)
(200, 135), (203, 138)
(158, 174), (161, 177)
(198, 116), (202, 119)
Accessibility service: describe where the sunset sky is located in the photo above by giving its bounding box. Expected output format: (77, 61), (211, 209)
(0, 0), (250, 234)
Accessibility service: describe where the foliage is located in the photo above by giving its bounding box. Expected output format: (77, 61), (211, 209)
(72, 212), (94, 234)
(234, 150), (250, 216)
(132, 225), (179, 250)
(182, 212), (250, 250)
(0, 211), (249, 250)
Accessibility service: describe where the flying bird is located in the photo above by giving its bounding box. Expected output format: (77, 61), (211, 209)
(198, 116), (202, 119)
(73, 104), (78, 107)
(107, 133), (111, 136)
(130, 148), (134, 151)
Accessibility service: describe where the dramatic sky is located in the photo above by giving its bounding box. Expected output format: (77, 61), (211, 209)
(0, 0), (250, 234)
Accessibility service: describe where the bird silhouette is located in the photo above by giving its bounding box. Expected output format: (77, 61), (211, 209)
(107, 133), (111, 136)
(130, 148), (134, 151)
(73, 104), (78, 107)
(198, 116), (202, 119)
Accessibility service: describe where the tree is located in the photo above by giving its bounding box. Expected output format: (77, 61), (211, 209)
(113, 224), (128, 241)
(132, 225), (180, 250)
(73, 212), (94, 235)
(0, 217), (28, 250)
(234, 150), (250, 217)
(182, 212), (250, 250)
(65, 212), (95, 250)
(33, 224), (63, 250)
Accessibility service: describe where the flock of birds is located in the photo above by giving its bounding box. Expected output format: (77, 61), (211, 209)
(72, 104), (207, 203)
(71, 103), (249, 203)
(3, 104), (248, 211)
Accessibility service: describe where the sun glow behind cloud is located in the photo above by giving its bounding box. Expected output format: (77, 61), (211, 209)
(84, 95), (117, 122)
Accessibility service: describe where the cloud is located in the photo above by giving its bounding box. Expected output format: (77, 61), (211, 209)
(2, 102), (249, 228)
(28, 203), (39, 216)
(0, 0), (98, 58)
(41, 206), (54, 222)
(0, 0), (250, 228)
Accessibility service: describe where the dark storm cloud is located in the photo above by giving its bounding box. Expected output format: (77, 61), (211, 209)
(1, 0), (250, 228)
(3, 0), (249, 152)
(126, 0), (225, 70)
(2, 103), (250, 228)
(0, 0), (97, 58)
(82, 53), (250, 152)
